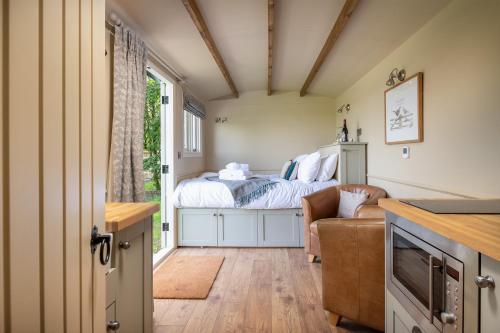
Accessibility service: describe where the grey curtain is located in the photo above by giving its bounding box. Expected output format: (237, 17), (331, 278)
(110, 25), (148, 202)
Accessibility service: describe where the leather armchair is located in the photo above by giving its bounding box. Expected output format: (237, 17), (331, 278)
(317, 218), (385, 331)
(301, 184), (387, 262)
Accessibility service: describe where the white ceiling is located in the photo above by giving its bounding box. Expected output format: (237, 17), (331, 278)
(106, 0), (450, 101)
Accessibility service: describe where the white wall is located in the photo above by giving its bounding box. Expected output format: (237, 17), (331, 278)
(334, 0), (500, 199)
(205, 91), (337, 171)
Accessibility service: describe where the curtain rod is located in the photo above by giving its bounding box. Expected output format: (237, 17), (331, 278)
(105, 20), (185, 84)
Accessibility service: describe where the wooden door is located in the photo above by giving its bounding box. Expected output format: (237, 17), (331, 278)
(0, 0), (106, 332)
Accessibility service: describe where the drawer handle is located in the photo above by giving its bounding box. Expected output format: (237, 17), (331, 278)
(411, 327), (422, 333)
(213, 213), (217, 217)
(475, 275), (495, 288)
(119, 241), (131, 250)
(107, 320), (120, 331)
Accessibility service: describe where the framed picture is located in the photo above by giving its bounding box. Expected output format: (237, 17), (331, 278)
(384, 72), (423, 144)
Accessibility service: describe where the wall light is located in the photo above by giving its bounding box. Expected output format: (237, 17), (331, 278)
(215, 117), (228, 124)
(386, 68), (406, 86)
(337, 104), (350, 114)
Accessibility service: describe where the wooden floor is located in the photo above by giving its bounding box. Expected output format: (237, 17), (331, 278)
(153, 247), (379, 333)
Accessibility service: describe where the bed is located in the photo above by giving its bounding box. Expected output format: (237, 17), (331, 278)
(173, 172), (339, 209)
(174, 143), (365, 248)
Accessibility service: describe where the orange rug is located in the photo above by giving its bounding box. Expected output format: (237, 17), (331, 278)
(153, 256), (224, 299)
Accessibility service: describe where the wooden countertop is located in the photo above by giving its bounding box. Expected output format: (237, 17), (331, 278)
(105, 202), (160, 232)
(379, 199), (500, 261)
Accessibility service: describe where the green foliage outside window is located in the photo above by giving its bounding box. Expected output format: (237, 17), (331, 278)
(144, 75), (161, 191)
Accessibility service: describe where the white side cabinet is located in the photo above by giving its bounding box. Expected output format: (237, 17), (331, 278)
(318, 142), (367, 184)
(480, 254), (500, 333)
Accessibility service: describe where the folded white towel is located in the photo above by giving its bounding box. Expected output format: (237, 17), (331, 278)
(219, 169), (251, 177)
(219, 174), (250, 181)
(219, 168), (252, 180)
(225, 162), (241, 170)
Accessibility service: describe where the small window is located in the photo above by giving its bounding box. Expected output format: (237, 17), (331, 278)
(183, 110), (202, 155)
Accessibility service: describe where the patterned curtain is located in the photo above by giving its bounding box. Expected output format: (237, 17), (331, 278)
(110, 25), (148, 202)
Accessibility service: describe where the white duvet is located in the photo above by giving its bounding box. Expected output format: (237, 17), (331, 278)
(173, 172), (339, 209)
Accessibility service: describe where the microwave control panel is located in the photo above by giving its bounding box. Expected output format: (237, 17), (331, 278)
(443, 255), (463, 333)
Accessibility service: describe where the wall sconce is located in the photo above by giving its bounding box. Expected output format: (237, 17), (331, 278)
(337, 104), (350, 114)
(215, 117), (228, 124)
(386, 68), (406, 86)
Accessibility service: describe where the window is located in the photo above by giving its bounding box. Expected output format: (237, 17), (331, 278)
(184, 110), (202, 155)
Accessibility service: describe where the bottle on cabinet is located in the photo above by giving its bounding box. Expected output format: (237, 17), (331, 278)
(341, 119), (349, 142)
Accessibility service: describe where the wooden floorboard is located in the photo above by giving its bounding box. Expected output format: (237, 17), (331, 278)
(153, 247), (379, 333)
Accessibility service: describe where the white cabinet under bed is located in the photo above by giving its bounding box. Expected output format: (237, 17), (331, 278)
(178, 208), (218, 246)
(258, 209), (301, 247)
(177, 208), (304, 247)
(218, 209), (258, 246)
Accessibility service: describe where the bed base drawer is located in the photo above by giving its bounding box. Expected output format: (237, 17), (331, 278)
(177, 208), (304, 247)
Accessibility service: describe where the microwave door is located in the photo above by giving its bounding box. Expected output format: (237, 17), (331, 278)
(391, 225), (444, 328)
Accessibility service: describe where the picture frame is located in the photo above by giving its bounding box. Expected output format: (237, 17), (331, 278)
(384, 72), (423, 144)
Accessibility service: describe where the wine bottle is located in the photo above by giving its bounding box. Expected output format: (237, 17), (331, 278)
(342, 119), (348, 142)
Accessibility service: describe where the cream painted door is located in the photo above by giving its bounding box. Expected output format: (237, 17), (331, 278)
(0, 0), (106, 332)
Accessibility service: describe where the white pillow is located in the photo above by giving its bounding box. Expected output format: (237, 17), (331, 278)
(294, 154), (308, 162)
(337, 190), (368, 218)
(297, 152), (321, 183)
(316, 153), (339, 182)
(280, 160), (292, 178)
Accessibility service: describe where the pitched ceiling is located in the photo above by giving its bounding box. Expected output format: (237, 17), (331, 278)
(106, 0), (450, 101)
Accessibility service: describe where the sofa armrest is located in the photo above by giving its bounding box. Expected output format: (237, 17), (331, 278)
(354, 205), (386, 219)
(301, 186), (340, 223)
(317, 218), (385, 331)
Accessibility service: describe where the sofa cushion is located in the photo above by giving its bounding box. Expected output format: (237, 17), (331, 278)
(337, 190), (368, 218)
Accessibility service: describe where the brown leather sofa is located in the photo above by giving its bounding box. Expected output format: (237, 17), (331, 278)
(317, 217), (385, 331)
(301, 184), (387, 262)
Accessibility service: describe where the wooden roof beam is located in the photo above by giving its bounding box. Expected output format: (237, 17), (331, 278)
(181, 0), (239, 98)
(299, 0), (359, 97)
(267, 0), (275, 96)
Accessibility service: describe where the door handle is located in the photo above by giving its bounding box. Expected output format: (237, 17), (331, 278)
(107, 320), (120, 331)
(475, 275), (495, 288)
(90, 225), (111, 265)
(119, 241), (131, 250)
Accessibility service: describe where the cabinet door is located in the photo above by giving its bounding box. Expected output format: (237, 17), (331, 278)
(178, 209), (218, 246)
(386, 291), (428, 333)
(218, 209), (258, 246)
(340, 145), (366, 184)
(480, 255), (500, 333)
(114, 219), (153, 333)
(258, 210), (300, 247)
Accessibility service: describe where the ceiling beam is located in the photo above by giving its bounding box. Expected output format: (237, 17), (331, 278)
(267, 0), (275, 96)
(299, 0), (359, 97)
(181, 0), (239, 98)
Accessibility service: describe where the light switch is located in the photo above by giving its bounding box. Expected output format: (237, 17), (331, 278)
(402, 146), (410, 159)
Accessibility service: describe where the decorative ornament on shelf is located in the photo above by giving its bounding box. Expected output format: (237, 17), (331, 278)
(386, 68), (406, 86)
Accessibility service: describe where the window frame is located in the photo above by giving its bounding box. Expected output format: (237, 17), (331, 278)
(183, 110), (203, 157)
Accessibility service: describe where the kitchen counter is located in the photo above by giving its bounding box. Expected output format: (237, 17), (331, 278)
(105, 202), (160, 232)
(379, 198), (500, 261)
